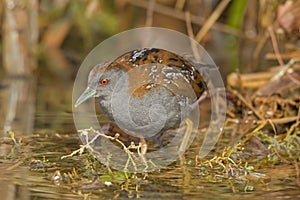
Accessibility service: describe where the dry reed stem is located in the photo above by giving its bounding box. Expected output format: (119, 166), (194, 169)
(129, 0), (242, 37)
(268, 26), (284, 66)
(195, 0), (232, 42)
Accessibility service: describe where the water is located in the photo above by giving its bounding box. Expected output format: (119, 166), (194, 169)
(0, 72), (299, 199)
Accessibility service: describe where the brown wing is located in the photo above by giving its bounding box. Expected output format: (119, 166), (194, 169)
(107, 48), (207, 99)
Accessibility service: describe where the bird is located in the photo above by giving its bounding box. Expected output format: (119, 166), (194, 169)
(75, 48), (207, 149)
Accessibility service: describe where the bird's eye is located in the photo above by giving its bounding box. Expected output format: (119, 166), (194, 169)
(99, 78), (109, 85)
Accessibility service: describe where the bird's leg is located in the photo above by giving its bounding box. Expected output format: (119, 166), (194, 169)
(178, 118), (194, 163)
(198, 90), (208, 103)
(139, 138), (148, 169)
(189, 91), (208, 111)
(140, 138), (148, 155)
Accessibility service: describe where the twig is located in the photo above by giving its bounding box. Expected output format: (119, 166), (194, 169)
(241, 119), (277, 146)
(270, 58), (300, 82)
(257, 116), (298, 124)
(295, 161), (300, 187)
(268, 26), (284, 67)
(61, 127), (153, 172)
(61, 145), (86, 159)
(241, 121), (266, 144)
(195, 0), (232, 42)
(252, 31), (269, 68)
(265, 51), (300, 60)
(229, 88), (265, 120)
(286, 99), (300, 137)
(185, 11), (195, 38)
(175, 0), (185, 10)
(145, 0), (155, 27)
(184, 11), (201, 61)
(128, 0), (243, 37)
(6, 161), (23, 171)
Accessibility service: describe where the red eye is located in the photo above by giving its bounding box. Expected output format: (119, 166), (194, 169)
(100, 78), (109, 85)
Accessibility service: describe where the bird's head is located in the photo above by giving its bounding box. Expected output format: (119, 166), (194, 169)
(74, 63), (125, 107)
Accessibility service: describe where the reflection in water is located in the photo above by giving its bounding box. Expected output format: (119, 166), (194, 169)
(0, 72), (76, 200)
(0, 77), (35, 200)
(0, 69), (76, 135)
(1, 77), (36, 136)
(34, 73), (75, 133)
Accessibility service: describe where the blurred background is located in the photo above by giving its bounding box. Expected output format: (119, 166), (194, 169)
(0, 0), (299, 140)
(0, 1), (300, 199)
